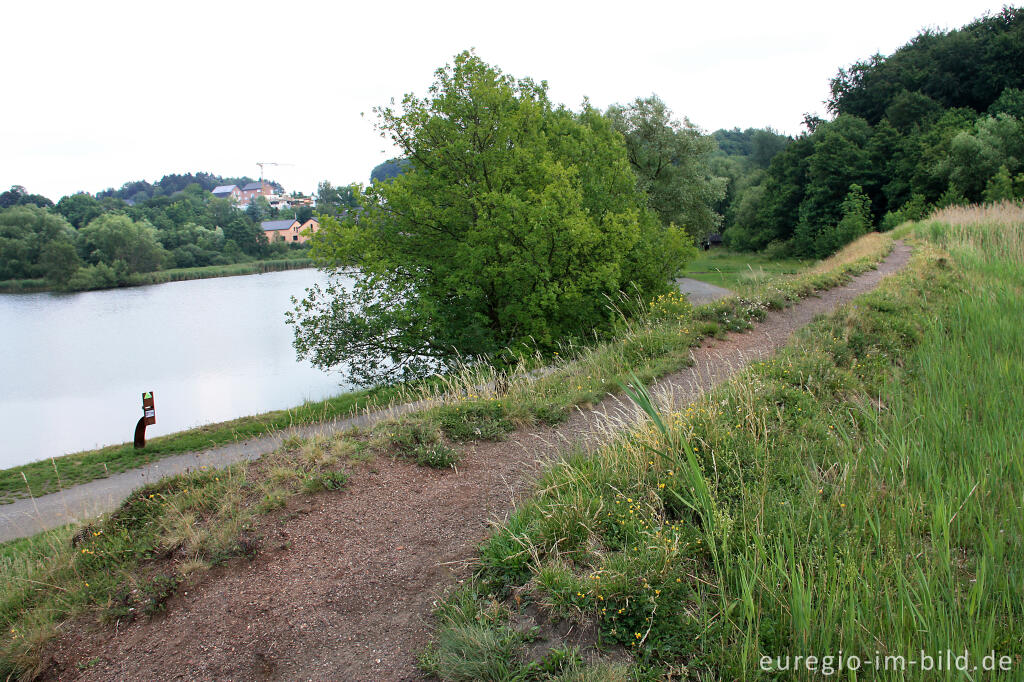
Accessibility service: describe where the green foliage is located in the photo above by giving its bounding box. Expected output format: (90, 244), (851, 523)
(0, 205), (77, 280)
(437, 401), (513, 442)
(414, 443), (462, 469)
(314, 181), (360, 216)
(607, 95), (724, 239)
(723, 10), (1024, 257)
(78, 214), (169, 273)
(55, 193), (104, 229)
(0, 185), (53, 209)
(829, 8), (1024, 123)
(824, 183), (872, 255)
(984, 165), (1017, 202)
(879, 193), (931, 231)
(291, 51), (697, 385)
(39, 239), (83, 286)
(369, 158), (410, 184)
(301, 470), (350, 493)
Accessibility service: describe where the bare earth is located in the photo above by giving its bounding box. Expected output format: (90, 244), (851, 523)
(41, 243), (911, 681)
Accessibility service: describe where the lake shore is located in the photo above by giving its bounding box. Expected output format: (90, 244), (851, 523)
(0, 258), (315, 294)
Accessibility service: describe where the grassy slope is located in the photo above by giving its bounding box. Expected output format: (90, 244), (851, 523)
(0, 236), (894, 677)
(422, 218), (1023, 680)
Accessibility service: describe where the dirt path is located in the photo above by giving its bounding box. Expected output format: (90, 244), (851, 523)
(41, 244), (911, 681)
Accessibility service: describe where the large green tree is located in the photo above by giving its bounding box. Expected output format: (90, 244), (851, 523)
(0, 205), (77, 280)
(78, 214), (169, 273)
(606, 95), (724, 239)
(290, 52), (695, 385)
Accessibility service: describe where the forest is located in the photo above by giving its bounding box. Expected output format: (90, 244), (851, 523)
(719, 7), (1024, 256)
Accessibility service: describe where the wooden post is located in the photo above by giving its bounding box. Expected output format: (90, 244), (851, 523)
(134, 391), (156, 449)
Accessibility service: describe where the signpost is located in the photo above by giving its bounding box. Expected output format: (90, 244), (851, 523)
(134, 391), (156, 449)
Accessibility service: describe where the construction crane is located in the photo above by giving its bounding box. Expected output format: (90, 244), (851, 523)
(255, 161), (294, 183)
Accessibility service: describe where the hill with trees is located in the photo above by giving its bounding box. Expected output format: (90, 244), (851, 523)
(723, 6), (1024, 256)
(0, 180), (313, 291)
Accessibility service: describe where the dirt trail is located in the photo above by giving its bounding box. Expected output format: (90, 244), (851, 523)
(42, 244), (911, 681)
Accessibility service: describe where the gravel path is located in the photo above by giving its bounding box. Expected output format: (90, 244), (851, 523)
(38, 243), (912, 681)
(675, 276), (734, 304)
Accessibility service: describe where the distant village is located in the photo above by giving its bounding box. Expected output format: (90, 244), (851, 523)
(211, 181), (320, 244)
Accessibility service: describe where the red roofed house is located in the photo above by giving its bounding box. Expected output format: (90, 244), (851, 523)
(260, 218), (320, 244)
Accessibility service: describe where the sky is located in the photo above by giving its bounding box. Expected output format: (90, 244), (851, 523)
(1, 0), (1011, 202)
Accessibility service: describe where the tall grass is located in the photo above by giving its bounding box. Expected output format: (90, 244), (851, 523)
(426, 218), (1023, 679)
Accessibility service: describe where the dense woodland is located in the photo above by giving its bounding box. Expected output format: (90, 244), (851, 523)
(719, 7), (1024, 256)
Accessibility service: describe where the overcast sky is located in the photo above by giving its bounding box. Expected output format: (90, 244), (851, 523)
(1, 0), (1010, 201)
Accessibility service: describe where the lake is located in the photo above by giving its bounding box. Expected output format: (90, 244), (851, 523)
(0, 269), (353, 469)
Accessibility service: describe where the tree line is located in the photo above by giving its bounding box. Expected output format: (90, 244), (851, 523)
(721, 7), (1024, 257)
(0, 173), (380, 291)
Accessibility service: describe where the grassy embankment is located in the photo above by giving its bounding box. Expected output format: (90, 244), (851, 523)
(682, 250), (809, 290)
(0, 237), (891, 504)
(0, 257), (313, 294)
(420, 208), (1023, 680)
(0, 235), (894, 677)
(0, 382), (416, 504)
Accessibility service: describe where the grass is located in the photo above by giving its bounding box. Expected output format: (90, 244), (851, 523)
(0, 258), (314, 294)
(0, 381), (419, 504)
(422, 217), (1023, 679)
(0, 231), (898, 677)
(681, 249), (810, 290)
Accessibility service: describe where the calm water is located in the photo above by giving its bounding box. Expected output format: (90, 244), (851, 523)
(0, 269), (353, 469)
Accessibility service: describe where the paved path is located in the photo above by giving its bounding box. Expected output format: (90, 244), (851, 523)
(675, 276), (733, 304)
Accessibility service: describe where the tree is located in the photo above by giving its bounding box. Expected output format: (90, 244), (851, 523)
(830, 184), (873, 253)
(0, 185), (54, 209)
(369, 159), (410, 184)
(0, 205), (77, 279)
(606, 95), (723, 239)
(290, 51), (695, 385)
(56, 193), (104, 229)
(40, 240), (83, 286)
(984, 165), (1016, 201)
(314, 181), (360, 217)
(78, 214), (169, 273)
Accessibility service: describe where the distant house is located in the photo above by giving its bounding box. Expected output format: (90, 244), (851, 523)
(261, 218), (320, 244)
(703, 233), (723, 250)
(211, 184), (241, 201)
(240, 181), (273, 205)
